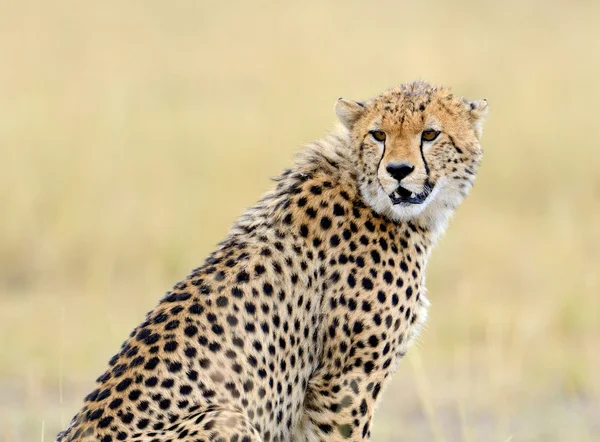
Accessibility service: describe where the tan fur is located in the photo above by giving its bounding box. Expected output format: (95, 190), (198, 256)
(57, 81), (486, 442)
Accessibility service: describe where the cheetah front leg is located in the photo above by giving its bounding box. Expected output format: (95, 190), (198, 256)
(296, 368), (388, 441)
(173, 408), (263, 442)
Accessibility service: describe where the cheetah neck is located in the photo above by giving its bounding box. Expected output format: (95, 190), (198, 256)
(227, 129), (439, 281)
(231, 129), (445, 250)
(295, 129), (445, 249)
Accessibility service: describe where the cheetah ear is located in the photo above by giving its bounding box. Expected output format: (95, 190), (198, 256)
(467, 99), (488, 139)
(335, 98), (365, 130)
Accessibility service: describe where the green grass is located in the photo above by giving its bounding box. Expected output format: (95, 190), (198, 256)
(1, 1), (599, 440)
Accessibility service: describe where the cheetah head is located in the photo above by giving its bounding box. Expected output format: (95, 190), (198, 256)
(335, 81), (487, 224)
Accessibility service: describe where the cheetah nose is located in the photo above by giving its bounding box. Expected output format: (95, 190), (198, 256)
(386, 163), (414, 182)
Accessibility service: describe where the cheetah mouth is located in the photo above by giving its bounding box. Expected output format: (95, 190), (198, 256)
(389, 182), (434, 205)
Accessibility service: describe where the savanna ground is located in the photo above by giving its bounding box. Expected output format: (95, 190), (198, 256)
(1, 1), (599, 441)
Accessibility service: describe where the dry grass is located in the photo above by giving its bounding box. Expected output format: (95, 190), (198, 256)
(1, 1), (599, 441)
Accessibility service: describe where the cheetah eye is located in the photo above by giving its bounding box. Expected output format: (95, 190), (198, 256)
(421, 129), (440, 142)
(370, 130), (386, 142)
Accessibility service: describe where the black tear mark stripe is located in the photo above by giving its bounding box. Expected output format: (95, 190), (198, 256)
(419, 139), (430, 176)
(376, 136), (387, 178)
(447, 135), (463, 154)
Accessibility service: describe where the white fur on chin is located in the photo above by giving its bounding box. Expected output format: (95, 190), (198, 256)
(360, 177), (470, 245)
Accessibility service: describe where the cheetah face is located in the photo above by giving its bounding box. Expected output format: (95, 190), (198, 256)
(335, 81), (487, 222)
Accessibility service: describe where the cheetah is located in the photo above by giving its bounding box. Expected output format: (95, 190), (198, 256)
(57, 80), (487, 442)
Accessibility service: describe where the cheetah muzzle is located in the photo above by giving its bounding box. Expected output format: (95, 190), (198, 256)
(389, 180), (434, 205)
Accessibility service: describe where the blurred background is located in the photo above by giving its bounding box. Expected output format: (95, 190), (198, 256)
(1, 0), (599, 441)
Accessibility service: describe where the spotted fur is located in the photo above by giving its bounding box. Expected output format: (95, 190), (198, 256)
(57, 81), (487, 442)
